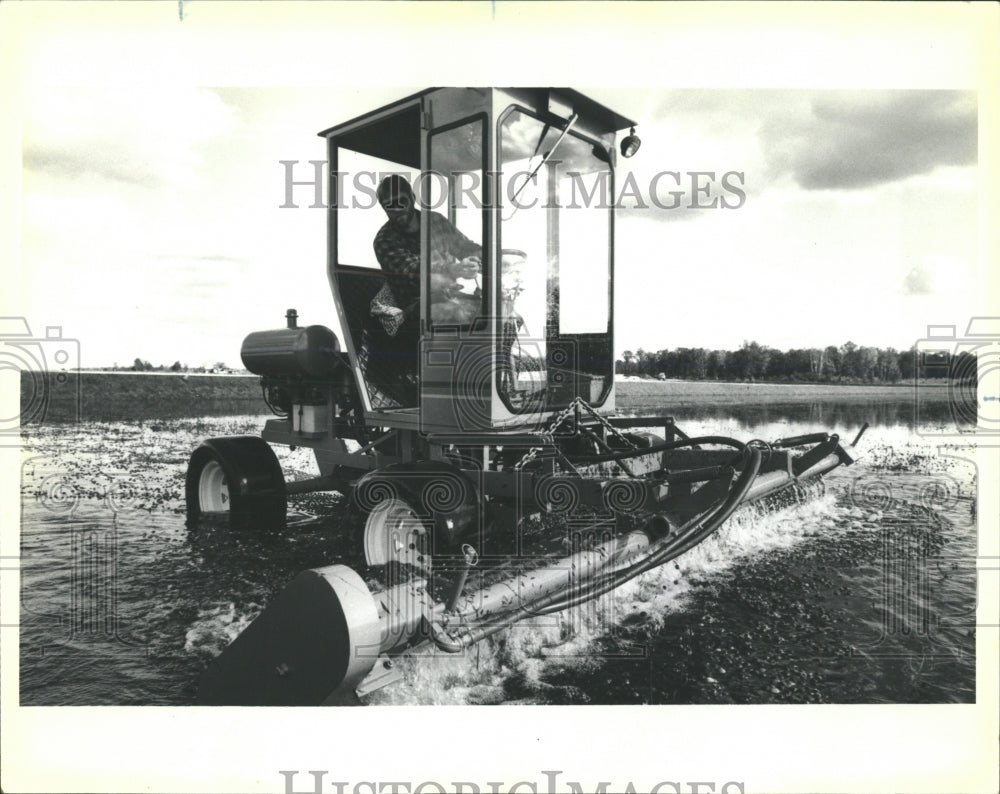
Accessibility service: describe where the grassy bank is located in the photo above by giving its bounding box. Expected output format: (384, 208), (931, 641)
(22, 371), (268, 423)
(21, 371), (947, 424)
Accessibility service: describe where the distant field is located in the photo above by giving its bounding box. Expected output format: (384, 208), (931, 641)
(616, 378), (947, 408)
(21, 371), (949, 423)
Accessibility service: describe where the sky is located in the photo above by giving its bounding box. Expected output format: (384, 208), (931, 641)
(5, 5), (995, 371)
(16, 85), (982, 368)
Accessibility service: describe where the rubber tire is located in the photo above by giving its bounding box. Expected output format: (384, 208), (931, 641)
(352, 461), (479, 560)
(361, 496), (431, 571)
(185, 436), (287, 529)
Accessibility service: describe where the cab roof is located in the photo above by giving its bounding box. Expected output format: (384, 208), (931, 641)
(317, 87), (636, 139)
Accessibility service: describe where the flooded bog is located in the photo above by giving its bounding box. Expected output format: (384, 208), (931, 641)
(18, 403), (977, 705)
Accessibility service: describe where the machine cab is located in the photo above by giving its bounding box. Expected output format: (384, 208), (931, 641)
(321, 88), (634, 434)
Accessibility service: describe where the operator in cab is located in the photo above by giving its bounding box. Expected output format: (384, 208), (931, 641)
(371, 175), (482, 334)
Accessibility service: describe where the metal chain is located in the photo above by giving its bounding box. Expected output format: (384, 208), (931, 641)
(512, 397), (636, 471)
(543, 397), (583, 435)
(512, 399), (579, 471)
(575, 398), (638, 451)
(512, 446), (541, 471)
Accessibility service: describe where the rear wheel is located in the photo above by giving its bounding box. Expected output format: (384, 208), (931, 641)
(185, 436), (287, 529)
(197, 459), (230, 512)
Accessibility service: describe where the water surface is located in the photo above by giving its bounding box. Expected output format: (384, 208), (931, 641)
(19, 401), (976, 705)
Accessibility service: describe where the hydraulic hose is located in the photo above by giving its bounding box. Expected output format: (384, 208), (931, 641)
(636, 448), (762, 570)
(532, 446), (762, 617)
(566, 435), (747, 466)
(430, 448), (763, 651)
(773, 432), (829, 449)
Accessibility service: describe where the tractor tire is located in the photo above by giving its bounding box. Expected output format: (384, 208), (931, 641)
(185, 436), (287, 529)
(352, 461), (479, 571)
(361, 495), (432, 574)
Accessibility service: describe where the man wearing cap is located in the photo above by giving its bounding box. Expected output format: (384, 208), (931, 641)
(372, 175), (482, 333)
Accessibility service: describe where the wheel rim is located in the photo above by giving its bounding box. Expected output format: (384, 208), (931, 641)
(363, 498), (430, 572)
(198, 459), (230, 512)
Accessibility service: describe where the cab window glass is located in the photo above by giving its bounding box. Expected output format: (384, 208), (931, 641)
(498, 108), (613, 412)
(336, 148), (415, 269)
(427, 119), (484, 327)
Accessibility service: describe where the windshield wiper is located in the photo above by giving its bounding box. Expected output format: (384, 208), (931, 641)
(506, 113), (579, 216)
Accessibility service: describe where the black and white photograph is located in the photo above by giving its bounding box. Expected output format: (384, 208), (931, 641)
(2, 3), (998, 794)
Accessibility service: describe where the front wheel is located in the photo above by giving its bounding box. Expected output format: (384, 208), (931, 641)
(185, 436), (287, 529)
(362, 497), (432, 574)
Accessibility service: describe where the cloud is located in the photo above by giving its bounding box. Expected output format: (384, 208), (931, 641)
(903, 265), (932, 295)
(156, 253), (249, 265)
(23, 87), (236, 188)
(603, 90), (764, 225)
(901, 254), (975, 300)
(23, 145), (165, 187)
(614, 174), (746, 226)
(762, 90), (976, 190)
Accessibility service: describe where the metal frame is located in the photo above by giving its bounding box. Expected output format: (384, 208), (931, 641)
(325, 95), (425, 418)
(493, 101), (617, 417)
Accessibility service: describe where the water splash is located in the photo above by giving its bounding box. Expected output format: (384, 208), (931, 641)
(183, 601), (261, 659)
(370, 490), (841, 705)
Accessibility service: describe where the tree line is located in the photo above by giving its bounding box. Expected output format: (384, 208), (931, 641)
(616, 341), (977, 383)
(103, 359), (236, 373)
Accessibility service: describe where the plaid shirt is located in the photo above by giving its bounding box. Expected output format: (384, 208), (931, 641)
(373, 211), (480, 308)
